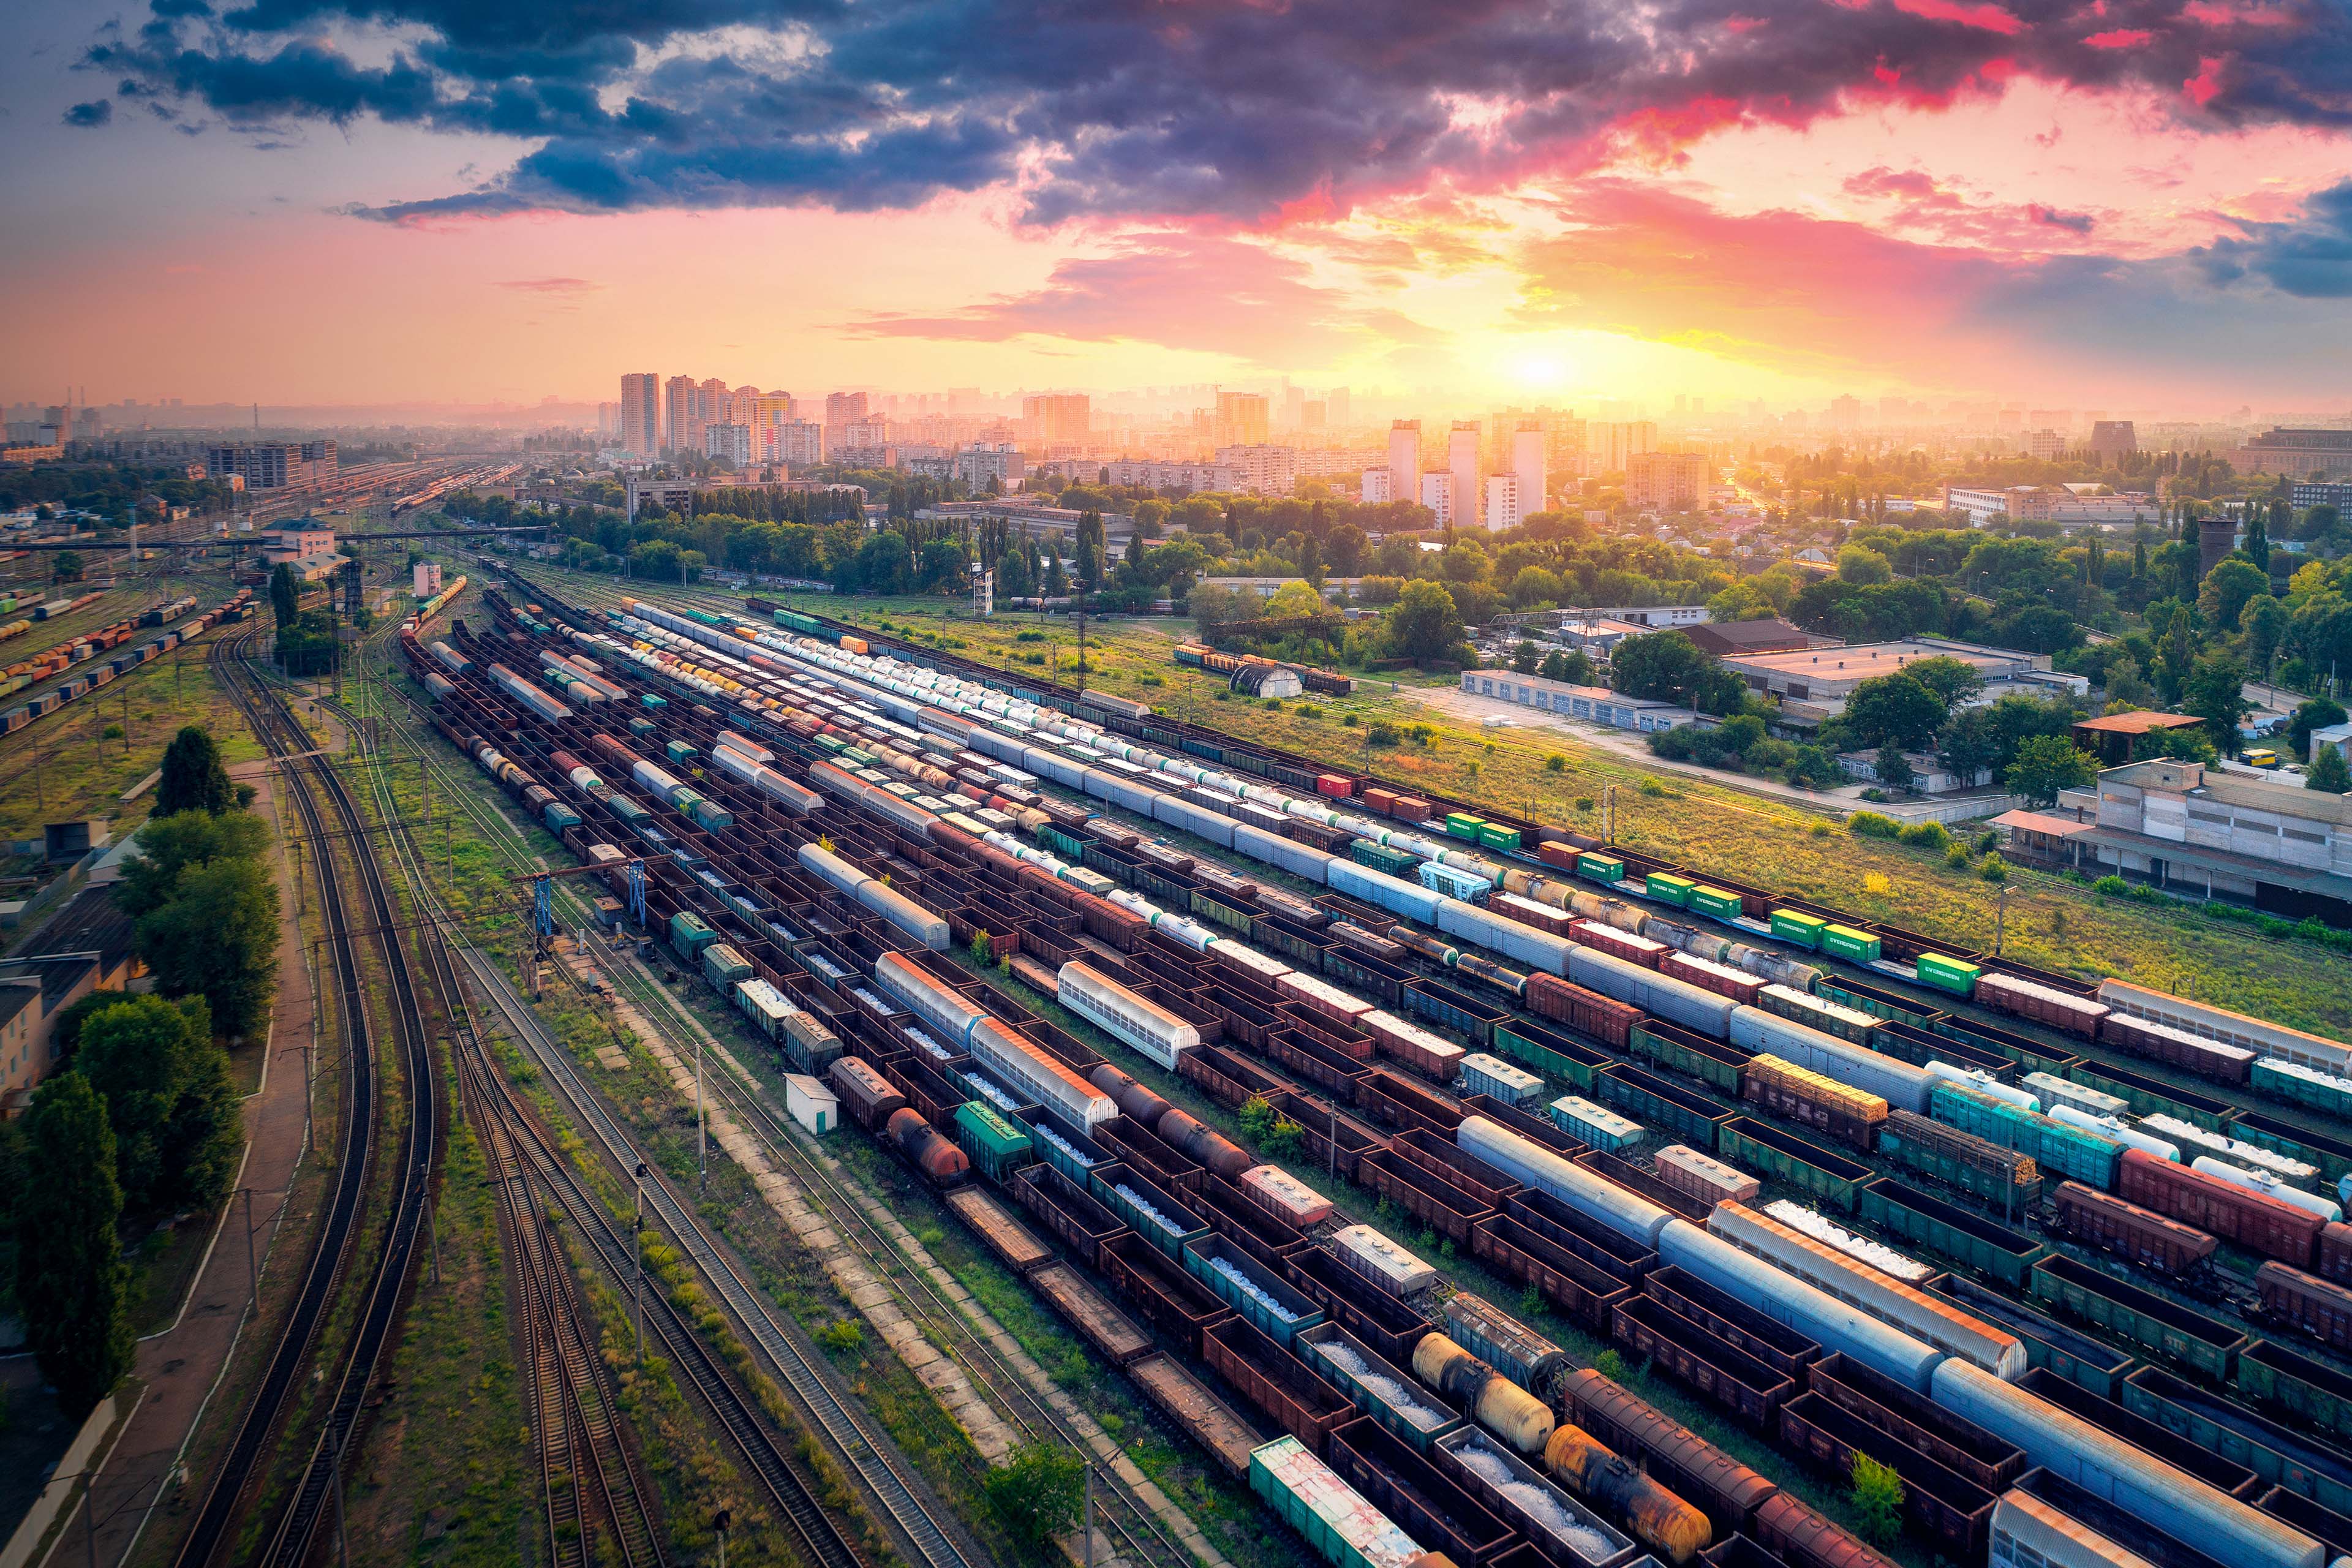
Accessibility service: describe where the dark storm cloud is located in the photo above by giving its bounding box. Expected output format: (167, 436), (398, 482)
(2193, 182), (2352, 297)
(77, 0), (2352, 224)
(64, 99), (114, 126)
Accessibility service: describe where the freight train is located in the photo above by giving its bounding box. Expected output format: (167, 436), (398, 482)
(418, 580), (2352, 1568)
(0, 589), (251, 736)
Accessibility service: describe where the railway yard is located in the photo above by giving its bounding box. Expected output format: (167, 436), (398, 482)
(329, 552), (2352, 1568)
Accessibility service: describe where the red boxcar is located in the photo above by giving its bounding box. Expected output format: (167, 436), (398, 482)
(1525, 973), (1642, 1050)
(2115, 1148), (2322, 1267)
(2052, 1182), (2218, 1277)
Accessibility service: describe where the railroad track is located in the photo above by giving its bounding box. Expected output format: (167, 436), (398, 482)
(344, 626), (949, 1568)
(356, 617), (1199, 1568)
(355, 673), (669, 1568)
(173, 625), (441, 1567)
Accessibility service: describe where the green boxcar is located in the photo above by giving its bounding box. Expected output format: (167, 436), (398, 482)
(1189, 889), (1259, 935)
(2123, 1366), (2352, 1513)
(2029, 1255), (2245, 1382)
(1916, 951), (1982, 997)
(1717, 1117), (1879, 1212)
(665, 740), (698, 765)
(1932, 1276), (2134, 1399)
(842, 747), (875, 767)
(669, 911), (716, 959)
(2252, 1060), (2352, 1120)
(1770, 910), (1828, 949)
(1879, 1113), (2045, 1209)
(1446, 812), (1487, 840)
(702, 943), (753, 989)
(1758, 984), (1879, 1046)
(1689, 886), (1744, 920)
(1930, 1082), (2122, 1189)
(1629, 1021), (1749, 1096)
(954, 1101), (1035, 1182)
(1647, 873), (1697, 907)
(1599, 1065), (1730, 1150)
(1493, 1019), (1612, 1093)
(2066, 1060), (2236, 1134)
(2236, 1339), (2352, 1445)
(1858, 1178), (2049, 1288)
(628, 717), (657, 737)
(639, 693), (668, 709)
(1822, 924), (1881, 963)
(1250, 1435), (1426, 1568)
(1577, 853), (1625, 883)
(1351, 838), (1422, 876)
(688, 797), (734, 831)
(1039, 824), (1087, 861)
(1479, 824), (1523, 853)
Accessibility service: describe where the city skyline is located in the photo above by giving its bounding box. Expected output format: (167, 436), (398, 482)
(5, 2), (2352, 409)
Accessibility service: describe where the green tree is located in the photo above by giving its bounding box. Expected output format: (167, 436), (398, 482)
(75, 995), (233, 1212)
(1901, 655), (1986, 707)
(1608, 631), (1744, 714)
(1385, 580), (1464, 662)
(1873, 742), (1917, 796)
(2309, 745), (2351, 794)
(2007, 734), (2097, 806)
(16, 1074), (132, 1419)
(156, 726), (236, 817)
(1837, 545), (1892, 584)
(2182, 650), (2252, 755)
(1073, 510), (1106, 592)
(1841, 674), (1948, 749)
(2244, 503), (2271, 572)
(2198, 557), (2268, 634)
(2241, 594), (2288, 678)
(0, 1116), (24, 1318)
(53, 551), (84, 584)
(115, 809), (272, 919)
(1539, 648), (1595, 685)
(269, 562), (299, 629)
(1850, 1453), (1906, 1548)
(2291, 698), (2348, 761)
(984, 1441), (1085, 1548)
(2156, 603), (2197, 704)
(1512, 640), (1542, 675)
(134, 855), (281, 1037)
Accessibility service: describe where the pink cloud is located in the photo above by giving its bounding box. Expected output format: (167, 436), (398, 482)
(2185, 56), (2226, 104)
(1893, 0), (2026, 34)
(2183, 1), (2296, 25)
(2084, 28), (2154, 47)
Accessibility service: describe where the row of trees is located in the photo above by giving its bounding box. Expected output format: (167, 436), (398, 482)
(1, 728), (271, 1416)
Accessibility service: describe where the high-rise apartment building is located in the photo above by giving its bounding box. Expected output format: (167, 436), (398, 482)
(2089, 421), (2138, 464)
(1282, 385), (1305, 429)
(1828, 394), (1862, 429)
(1588, 421), (1657, 474)
(1360, 469), (1393, 503)
(1624, 452), (1709, 512)
(1328, 388), (1352, 427)
(208, 440), (337, 490)
(1023, 394), (1091, 447)
(704, 424), (752, 466)
(1448, 421), (1481, 529)
(1510, 423), (1547, 526)
(1419, 472), (1454, 526)
(620, 373), (660, 457)
(826, 391), (869, 428)
(760, 421), (826, 466)
(1213, 445), (1297, 496)
(1300, 401), (1327, 431)
(955, 442), (1027, 489)
(665, 374), (702, 453)
(1485, 475), (1527, 533)
(597, 401), (621, 441)
(750, 393), (797, 442)
(1216, 392), (1270, 447)
(1387, 420), (1421, 509)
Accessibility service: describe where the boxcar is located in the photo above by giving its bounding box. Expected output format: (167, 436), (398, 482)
(2027, 1253), (2247, 1381)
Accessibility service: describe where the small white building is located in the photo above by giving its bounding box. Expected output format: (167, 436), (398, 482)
(1837, 749), (1993, 795)
(1458, 670), (1705, 733)
(2310, 722), (2352, 764)
(783, 1073), (840, 1136)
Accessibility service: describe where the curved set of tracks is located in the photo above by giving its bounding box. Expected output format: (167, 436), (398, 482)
(175, 623), (439, 1567)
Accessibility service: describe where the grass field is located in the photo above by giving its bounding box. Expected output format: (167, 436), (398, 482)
(726, 587), (2352, 1042)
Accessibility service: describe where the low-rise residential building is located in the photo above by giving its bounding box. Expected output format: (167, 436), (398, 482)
(2072, 710), (2210, 766)
(2234, 428), (2352, 480)
(1457, 670), (1706, 733)
(954, 442), (1027, 489)
(1100, 458), (1245, 492)
(1836, 748), (1992, 794)
(1212, 445), (1298, 496)
(0, 883), (138, 1106)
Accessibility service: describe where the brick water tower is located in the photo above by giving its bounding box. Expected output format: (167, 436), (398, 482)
(2198, 514), (2239, 581)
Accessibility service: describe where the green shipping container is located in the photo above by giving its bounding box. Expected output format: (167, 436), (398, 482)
(1822, 924), (1881, 963)
(1646, 873), (1697, 907)
(954, 1101), (1035, 1182)
(639, 693), (668, 709)
(815, 733), (847, 753)
(1577, 853), (1624, 883)
(1916, 951), (1982, 996)
(1445, 812), (1487, 840)
(1689, 886), (1743, 919)
(1929, 1082), (2122, 1189)
(1770, 910), (1828, 948)
(842, 747), (875, 766)
(1479, 824), (1523, 853)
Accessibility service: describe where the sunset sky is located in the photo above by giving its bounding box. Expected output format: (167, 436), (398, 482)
(7, 0), (2352, 411)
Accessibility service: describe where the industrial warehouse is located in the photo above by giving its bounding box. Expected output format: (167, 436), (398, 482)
(407, 567), (2352, 1568)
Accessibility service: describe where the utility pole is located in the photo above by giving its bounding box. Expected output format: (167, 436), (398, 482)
(241, 1187), (258, 1306)
(632, 1160), (649, 1363)
(1994, 884), (2011, 957)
